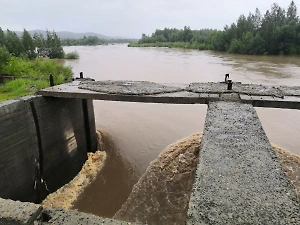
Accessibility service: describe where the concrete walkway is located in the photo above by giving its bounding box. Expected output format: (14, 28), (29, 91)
(186, 98), (300, 224)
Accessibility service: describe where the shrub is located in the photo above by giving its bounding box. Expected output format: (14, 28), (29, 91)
(64, 51), (80, 59)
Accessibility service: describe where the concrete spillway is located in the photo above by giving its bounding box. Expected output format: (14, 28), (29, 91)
(1, 80), (299, 224)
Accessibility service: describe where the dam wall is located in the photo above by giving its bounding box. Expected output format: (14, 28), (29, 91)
(0, 95), (97, 203)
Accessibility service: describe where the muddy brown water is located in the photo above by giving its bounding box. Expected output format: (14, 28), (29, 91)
(64, 45), (300, 218)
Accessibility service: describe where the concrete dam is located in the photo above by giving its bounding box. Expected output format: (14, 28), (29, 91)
(0, 79), (299, 224)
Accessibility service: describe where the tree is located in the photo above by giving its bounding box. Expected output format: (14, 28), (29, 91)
(22, 29), (36, 59)
(253, 8), (263, 30)
(33, 32), (47, 57)
(5, 30), (24, 56)
(287, 1), (298, 24)
(46, 30), (64, 59)
(0, 28), (5, 46)
(0, 46), (10, 72)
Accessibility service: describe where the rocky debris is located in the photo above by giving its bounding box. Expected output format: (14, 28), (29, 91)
(114, 133), (202, 225)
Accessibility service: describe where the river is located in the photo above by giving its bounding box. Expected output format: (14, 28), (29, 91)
(63, 44), (300, 218)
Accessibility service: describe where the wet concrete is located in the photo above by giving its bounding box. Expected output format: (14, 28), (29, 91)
(186, 100), (300, 224)
(0, 198), (42, 224)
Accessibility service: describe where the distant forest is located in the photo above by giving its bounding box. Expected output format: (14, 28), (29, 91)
(131, 1), (300, 55)
(61, 36), (137, 46)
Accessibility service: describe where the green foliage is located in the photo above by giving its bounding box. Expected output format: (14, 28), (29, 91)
(22, 29), (36, 59)
(46, 30), (64, 59)
(0, 28), (5, 46)
(5, 30), (24, 56)
(0, 56), (73, 102)
(61, 36), (137, 46)
(33, 32), (47, 57)
(1, 57), (72, 82)
(64, 51), (80, 59)
(0, 78), (50, 102)
(0, 27), (67, 59)
(132, 1), (300, 56)
(0, 46), (10, 70)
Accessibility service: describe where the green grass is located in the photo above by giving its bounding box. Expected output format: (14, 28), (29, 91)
(64, 51), (80, 59)
(0, 57), (73, 102)
(0, 78), (49, 101)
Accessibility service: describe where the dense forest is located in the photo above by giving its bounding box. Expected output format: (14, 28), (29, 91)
(131, 1), (300, 55)
(0, 28), (65, 59)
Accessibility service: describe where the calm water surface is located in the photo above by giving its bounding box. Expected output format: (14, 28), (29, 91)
(64, 44), (300, 217)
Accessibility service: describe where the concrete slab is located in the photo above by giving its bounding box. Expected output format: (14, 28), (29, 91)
(240, 95), (300, 110)
(79, 80), (184, 95)
(187, 82), (284, 98)
(0, 198), (42, 224)
(186, 101), (300, 225)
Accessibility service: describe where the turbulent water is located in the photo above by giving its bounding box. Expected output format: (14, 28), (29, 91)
(62, 44), (300, 218)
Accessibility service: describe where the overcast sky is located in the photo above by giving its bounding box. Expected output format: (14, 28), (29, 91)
(0, 0), (298, 38)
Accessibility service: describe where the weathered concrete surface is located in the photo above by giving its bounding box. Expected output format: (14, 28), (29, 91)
(187, 82), (284, 97)
(38, 81), (300, 109)
(79, 80), (184, 95)
(38, 81), (206, 104)
(114, 133), (202, 225)
(31, 97), (88, 195)
(0, 97), (39, 202)
(0, 198), (42, 225)
(186, 101), (300, 225)
(0, 198), (138, 225)
(0, 95), (97, 203)
(86, 99), (98, 152)
(279, 86), (300, 96)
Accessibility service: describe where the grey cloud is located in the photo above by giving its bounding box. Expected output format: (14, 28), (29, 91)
(0, 0), (298, 38)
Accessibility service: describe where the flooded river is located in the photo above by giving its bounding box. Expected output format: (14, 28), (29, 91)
(63, 44), (300, 218)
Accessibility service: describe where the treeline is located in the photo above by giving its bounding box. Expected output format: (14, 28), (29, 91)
(61, 36), (137, 46)
(0, 28), (65, 59)
(133, 1), (300, 55)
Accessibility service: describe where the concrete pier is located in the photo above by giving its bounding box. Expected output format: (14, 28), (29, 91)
(186, 98), (299, 224)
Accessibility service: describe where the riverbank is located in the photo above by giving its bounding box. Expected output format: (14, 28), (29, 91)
(128, 42), (208, 50)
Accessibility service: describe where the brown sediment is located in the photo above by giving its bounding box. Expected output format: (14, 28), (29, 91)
(113, 133), (202, 225)
(272, 144), (300, 201)
(41, 130), (107, 210)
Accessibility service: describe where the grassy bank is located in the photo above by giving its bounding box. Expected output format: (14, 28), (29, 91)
(0, 56), (72, 102)
(128, 42), (210, 50)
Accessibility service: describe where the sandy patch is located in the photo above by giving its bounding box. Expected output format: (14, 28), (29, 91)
(272, 144), (300, 201)
(42, 130), (107, 209)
